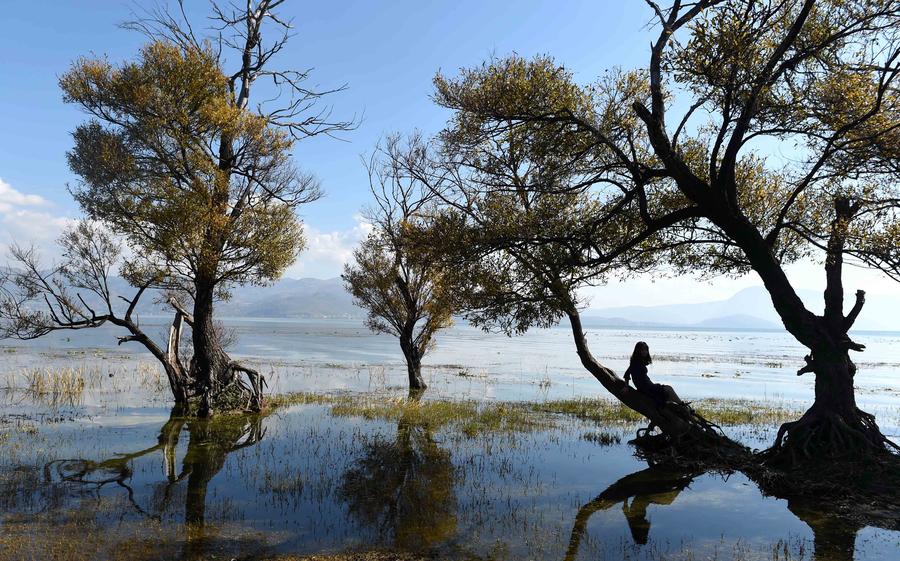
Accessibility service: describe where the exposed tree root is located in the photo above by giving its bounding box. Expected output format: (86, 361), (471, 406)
(630, 400), (750, 469)
(167, 297), (267, 414)
(195, 361), (267, 414)
(763, 406), (900, 467)
(229, 361), (267, 412)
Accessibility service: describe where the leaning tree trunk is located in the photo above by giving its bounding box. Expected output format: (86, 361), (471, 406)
(564, 306), (744, 461)
(400, 327), (427, 391)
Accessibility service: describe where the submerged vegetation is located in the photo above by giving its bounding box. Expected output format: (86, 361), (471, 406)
(1, 380), (895, 561)
(21, 368), (86, 402)
(269, 392), (802, 435)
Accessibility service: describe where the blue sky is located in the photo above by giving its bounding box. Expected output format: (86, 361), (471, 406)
(0, 1), (896, 308)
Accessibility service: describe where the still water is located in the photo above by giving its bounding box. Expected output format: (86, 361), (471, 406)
(1, 319), (899, 560)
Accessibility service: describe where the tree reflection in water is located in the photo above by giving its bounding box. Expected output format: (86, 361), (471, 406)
(22, 405), (897, 561)
(339, 391), (457, 552)
(43, 408), (265, 557)
(563, 463), (895, 561)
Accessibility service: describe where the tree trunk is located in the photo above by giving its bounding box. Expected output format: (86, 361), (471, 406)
(191, 280), (232, 416)
(772, 341), (894, 460)
(767, 198), (897, 461)
(164, 312), (190, 404)
(810, 347), (858, 418)
(400, 329), (426, 391)
(165, 294), (264, 415)
(564, 307), (743, 459)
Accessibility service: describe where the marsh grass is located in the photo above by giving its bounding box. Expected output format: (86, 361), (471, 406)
(331, 398), (551, 437)
(21, 368), (86, 405)
(537, 398), (646, 424)
(581, 430), (622, 446)
(691, 399), (800, 426)
(270, 393), (803, 437)
(136, 362), (166, 393)
(263, 471), (304, 496)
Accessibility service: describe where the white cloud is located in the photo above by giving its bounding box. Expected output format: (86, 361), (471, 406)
(580, 274), (758, 309)
(0, 177), (74, 262)
(0, 177), (49, 209)
(0, 177), (375, 280)
(285, 214), (373, 279)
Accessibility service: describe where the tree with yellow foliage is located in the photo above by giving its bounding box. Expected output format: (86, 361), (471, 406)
(0, 1), (352, 415)
(343, 136), (455, 391)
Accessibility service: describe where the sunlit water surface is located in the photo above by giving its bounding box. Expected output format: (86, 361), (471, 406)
(1, 319), (899, 560)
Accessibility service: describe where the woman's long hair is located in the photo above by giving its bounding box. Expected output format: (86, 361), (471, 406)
(630, 341), (652, 366)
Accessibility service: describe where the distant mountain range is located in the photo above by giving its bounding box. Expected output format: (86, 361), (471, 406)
(582, 286), (900, 331)
(11, 275), (900, 330)
(103, 276), (365, 319)
(220, 277), (363, 318)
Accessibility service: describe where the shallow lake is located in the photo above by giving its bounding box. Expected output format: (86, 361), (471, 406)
(1, 319), (899, 560)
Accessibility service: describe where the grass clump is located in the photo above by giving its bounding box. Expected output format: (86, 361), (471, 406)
(691, 399), (800, 426)
(20, 368), (86, 406)
(536, 398), (645, 424)
(581, 431), (622, 446)
(266, 392), (355, 409)
(331, 398), (550, 437)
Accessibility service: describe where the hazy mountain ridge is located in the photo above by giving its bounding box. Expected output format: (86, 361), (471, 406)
(101, 276), (365, 319)
(221, 277), (363, 318)
(583, 286), (900, 331)
(9, 274), (898, 329)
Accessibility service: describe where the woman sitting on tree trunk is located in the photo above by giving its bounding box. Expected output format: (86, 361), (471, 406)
(623, 342), (681, 408)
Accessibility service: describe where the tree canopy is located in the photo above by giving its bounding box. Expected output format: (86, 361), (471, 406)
(1, 0), (353, 415)
(61, 40), (315, 296)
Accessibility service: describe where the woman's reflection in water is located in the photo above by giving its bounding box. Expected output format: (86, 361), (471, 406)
(563, 465), (875, 561)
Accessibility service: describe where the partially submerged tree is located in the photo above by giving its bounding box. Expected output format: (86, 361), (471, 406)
(343, 136), (455, 391)
(396, 102), (736, 454)
(421, 0), (900, 462)
(1, 1), (352, 414)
